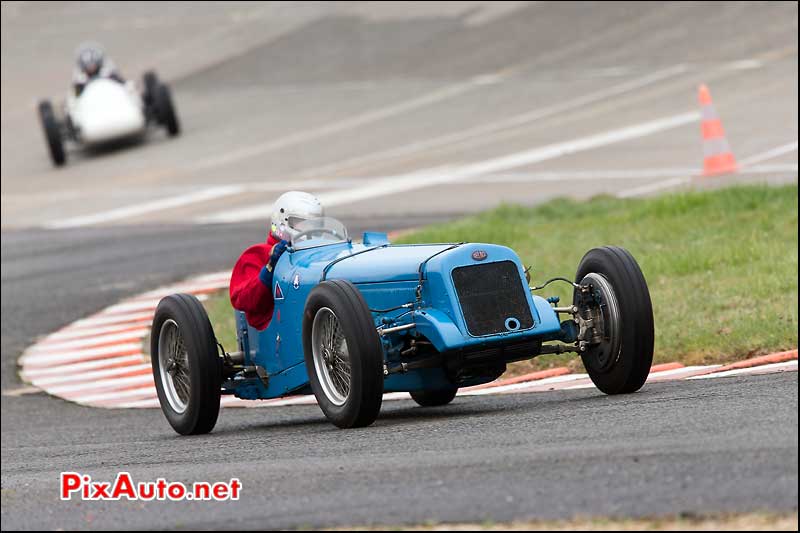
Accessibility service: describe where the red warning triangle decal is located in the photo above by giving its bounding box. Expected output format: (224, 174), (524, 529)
(274, 281), (285, 300)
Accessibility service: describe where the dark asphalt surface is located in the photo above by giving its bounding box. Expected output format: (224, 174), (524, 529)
(1, 224), (797, 530)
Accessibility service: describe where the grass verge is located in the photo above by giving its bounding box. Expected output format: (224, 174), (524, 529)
(202, 184), (798, 376)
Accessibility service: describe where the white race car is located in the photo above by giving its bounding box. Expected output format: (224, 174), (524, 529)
(38, 71), (179, 166)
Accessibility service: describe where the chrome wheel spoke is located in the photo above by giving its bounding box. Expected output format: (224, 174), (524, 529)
(158, 319), (190, 414)
(312, 307), (352, 406)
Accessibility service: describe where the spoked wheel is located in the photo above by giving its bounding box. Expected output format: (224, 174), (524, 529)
(303, 280), (384, 428)
(157, 319), (191, 414)
(312, 307), (352, 407)
(38, 100), (65, 166)
(151, 294), (221, 435)
(410, 387), (458, 407)
(574, 246), (654, 395)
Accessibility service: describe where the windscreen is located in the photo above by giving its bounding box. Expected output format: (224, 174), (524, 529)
(290, 217), (349, 250)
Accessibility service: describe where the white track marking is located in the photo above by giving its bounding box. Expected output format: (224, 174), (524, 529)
(555, 367), (721, 388)
(185, 271), (231, 283)
(45, 186), (248, 229)
(48, 373), (155, 395)
(130, 284), (226, 301)
(254, 395), (319, 407)
(458, 373), (588, 396)
(380, 392), (414, 401)
(29, 364), (152, 387)
(191, 80), (488, 170)
(468, 168), (697, 182)
(19, 343), (143, 366)
(722, 59), (764, 70)
(289, 66), (689, 182)
(202, 111), (700, 223)
(46, 323), (148, 342)
(616, 177), (692, 198)
(19, 355), (145, 379)
(688, 360), (798, 379)
(70, 312), (154, 328)
(645, 365), (722, 379)
(463, 1), (532, 27)
(562, 381), (596, 390)
(738, 141), (799, 167)
(746, 163), (798, 173)
(39, 180), (370, 230)
(101, 299), (162, 314)
(468, 164), (798, 184)
(29, 329), (148, 353)
(511, 374), (594, 391)
(132, 277), (230, 299)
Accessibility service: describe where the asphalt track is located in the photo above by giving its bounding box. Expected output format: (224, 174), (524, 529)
(1, 2), (798, 530)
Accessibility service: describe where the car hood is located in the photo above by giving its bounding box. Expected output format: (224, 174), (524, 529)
(324, 244), (456, 283)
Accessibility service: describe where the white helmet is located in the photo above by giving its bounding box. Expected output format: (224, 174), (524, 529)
(270, 191), (324, 240)
(76, 42), (106, 77)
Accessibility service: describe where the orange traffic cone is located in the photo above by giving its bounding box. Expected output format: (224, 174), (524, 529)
(699, 84), (737, 176)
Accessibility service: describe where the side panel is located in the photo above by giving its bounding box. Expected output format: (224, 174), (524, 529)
(234, 244), (353, 399)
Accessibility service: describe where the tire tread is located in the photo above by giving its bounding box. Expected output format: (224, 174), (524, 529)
(575, 246), (654, 394)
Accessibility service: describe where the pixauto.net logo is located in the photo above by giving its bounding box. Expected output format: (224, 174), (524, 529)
(60, 472), (242, 501)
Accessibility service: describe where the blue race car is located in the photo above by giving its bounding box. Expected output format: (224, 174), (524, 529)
(151, 217), (654, 435)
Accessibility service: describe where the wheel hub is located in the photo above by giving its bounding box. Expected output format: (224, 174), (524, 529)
(576, 273), (621, 373)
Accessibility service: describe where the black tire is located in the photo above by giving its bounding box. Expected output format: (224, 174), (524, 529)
(151, 293), (221, 435)
(153, 83), (180, 136)
(574, 246), (654, 395)
(410, 387), (458, 407)
(142, 70), (158, 106)
(38, 100), (65, 166)
(303, 280), (384, 428)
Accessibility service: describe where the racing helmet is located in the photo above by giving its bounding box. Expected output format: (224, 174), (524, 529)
(76, 42), (105, 77)
(270, 191), (324, 241)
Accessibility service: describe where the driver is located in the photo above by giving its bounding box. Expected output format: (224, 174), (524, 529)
(230, 191), (324, 329)
(72, 42), (125, 96)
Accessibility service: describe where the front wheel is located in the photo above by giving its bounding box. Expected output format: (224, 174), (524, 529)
(303, 280), (384, 428)
(153, 83), (180, 136)
(574, 246), (654, 395)
(410, 387), (458, 407)
(151, 293), (221, 435)
(38, 100), (65, 166)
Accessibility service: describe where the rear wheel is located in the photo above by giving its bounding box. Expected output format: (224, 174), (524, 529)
(38, 100), (65, 166)
(574, 246), (654, 394)
(151, 293), (221, 435)
(303, 280), (384, 428)
(410, 387), (458, 407)
(142, 70), (158, 107)
(153, 83), (180, 136)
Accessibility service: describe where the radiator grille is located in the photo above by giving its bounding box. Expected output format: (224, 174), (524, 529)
(452, 261), (534, 336)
